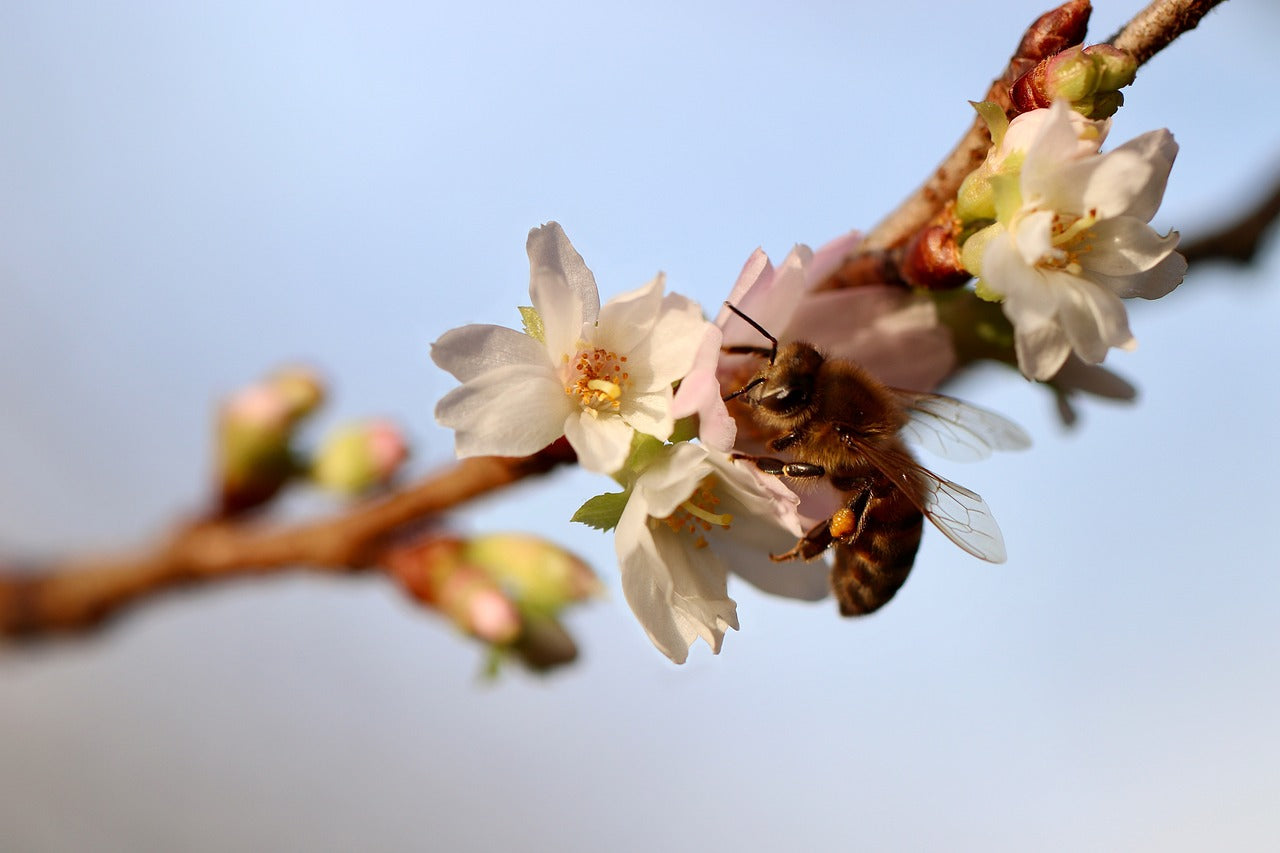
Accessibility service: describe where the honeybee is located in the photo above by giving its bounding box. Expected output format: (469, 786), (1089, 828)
(722, 303), (1030, 616)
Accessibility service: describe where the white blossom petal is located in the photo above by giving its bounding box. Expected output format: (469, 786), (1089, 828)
(594, 274), (665, 355)
(530, 273), (585, 362)
(617, 510), (697, 664)
(435, 363), (571, 458)
(430, 323), (548, 382)
(621, 388), (676, 442)
(1014, 319), (1072, 381)
(563, 408), (635, 474)
(1108, 128), (1178, 221)
(526, 222), (599, 324)
(1054, 274), (1133, 363)
(1102, 248), (1188, 299)
(1080, 217), (1183, 277)
(633, 292), (712, 384)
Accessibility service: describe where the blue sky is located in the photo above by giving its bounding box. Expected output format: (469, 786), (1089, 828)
(2, 1), (1278, 850)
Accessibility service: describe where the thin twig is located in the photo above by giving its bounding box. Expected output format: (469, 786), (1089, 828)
(1179, 169), (1280, 266)
(0, 441), (575, 637)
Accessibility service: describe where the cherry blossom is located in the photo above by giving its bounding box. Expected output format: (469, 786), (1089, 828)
(964, 100), (1187, 380)
(432, 222), (711, 474)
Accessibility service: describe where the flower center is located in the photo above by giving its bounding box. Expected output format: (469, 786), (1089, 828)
(1039, 210), (1098, 275)
(659, 476), (733, 549)
(563, 345), (631, 417)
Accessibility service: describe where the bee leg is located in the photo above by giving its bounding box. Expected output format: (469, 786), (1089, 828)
(771, 519), (833, 562)
(828, 477), (874, 545)
(729, 453), (825, 480)
(768, 431), (802, 453)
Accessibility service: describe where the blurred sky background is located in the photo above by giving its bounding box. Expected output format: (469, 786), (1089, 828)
(1, 1), (1278, 850)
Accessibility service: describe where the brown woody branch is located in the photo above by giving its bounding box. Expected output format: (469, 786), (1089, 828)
(0, 441), (575, 638)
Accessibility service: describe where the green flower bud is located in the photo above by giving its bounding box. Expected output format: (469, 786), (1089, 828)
(312, 420), (409, 495)
(464, 533), (601, 616)
(1045, 47), (1100, 103)
(1084, 44), (1137, 92)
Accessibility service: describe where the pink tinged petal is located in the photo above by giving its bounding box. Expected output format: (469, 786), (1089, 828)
(563, 409), (635, 474)
(594, 274), (666, 355)
(715, 534), (830, 601)
(806, 231), (862, 286)
(526, 222), (599, 324)
(1108, 129), (1177, 222)
(430, 323), (548, 382)
(434, 364), (571, 458)
(1014, 320), (1072, 381)
(672, 328), (737, 451)
(717, 248), (771, 323)
(716, 245), (812, 347)
(788, 286), (953, 390)
(710, 452), (804, 536)
(621, 388), (675, 442)
(1079, 217), (1183, 277)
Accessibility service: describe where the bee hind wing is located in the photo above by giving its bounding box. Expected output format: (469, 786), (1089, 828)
(893, 390), (1032, 463)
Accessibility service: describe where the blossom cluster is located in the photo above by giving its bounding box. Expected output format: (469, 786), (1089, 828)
(430, 92), (1186, 663)
(958, 99), (1186, 380)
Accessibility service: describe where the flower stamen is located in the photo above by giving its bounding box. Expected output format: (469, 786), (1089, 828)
(564, 345), (632, 413)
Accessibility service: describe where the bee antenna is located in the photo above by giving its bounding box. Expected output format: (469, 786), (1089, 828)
(723, 302), (778, 364)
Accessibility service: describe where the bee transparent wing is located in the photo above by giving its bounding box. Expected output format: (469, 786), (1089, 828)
(914, 466), (1007, 563)
(892, 390), (1032, 463)
(857, 442), (1009, 564)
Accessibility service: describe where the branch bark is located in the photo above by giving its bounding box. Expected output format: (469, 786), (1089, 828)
(0, 441), (575, 637)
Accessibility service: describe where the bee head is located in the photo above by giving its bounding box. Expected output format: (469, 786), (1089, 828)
(758, 342), (823, 415)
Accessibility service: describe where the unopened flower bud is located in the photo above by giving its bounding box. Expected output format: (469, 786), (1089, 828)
(437, 567), (522, 644)
(217, 368), (325, 514)
(269, 366), (326, 423)
(899, 222), (972, 291)
(1078, 89), (1124, 119)
(463, 533), (601, 615)
(312, 419), (409, 495)
(956, 170), (997, 224)
(1014, 0), (1091, 66)
(1083, 44), (1137, 92)
(1044, 46), (1099, 103)
(385, 536), (522, 645)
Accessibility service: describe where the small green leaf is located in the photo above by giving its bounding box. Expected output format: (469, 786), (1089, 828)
(518, 306), (545, 342)
(624, 432), (664, 474)
(970, 100), (1009, 149)
(571, 490), (630, 532)
(669, 416), (699, 445)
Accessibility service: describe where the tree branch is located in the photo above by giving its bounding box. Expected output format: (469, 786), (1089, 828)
(0, 440), (575, 638)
